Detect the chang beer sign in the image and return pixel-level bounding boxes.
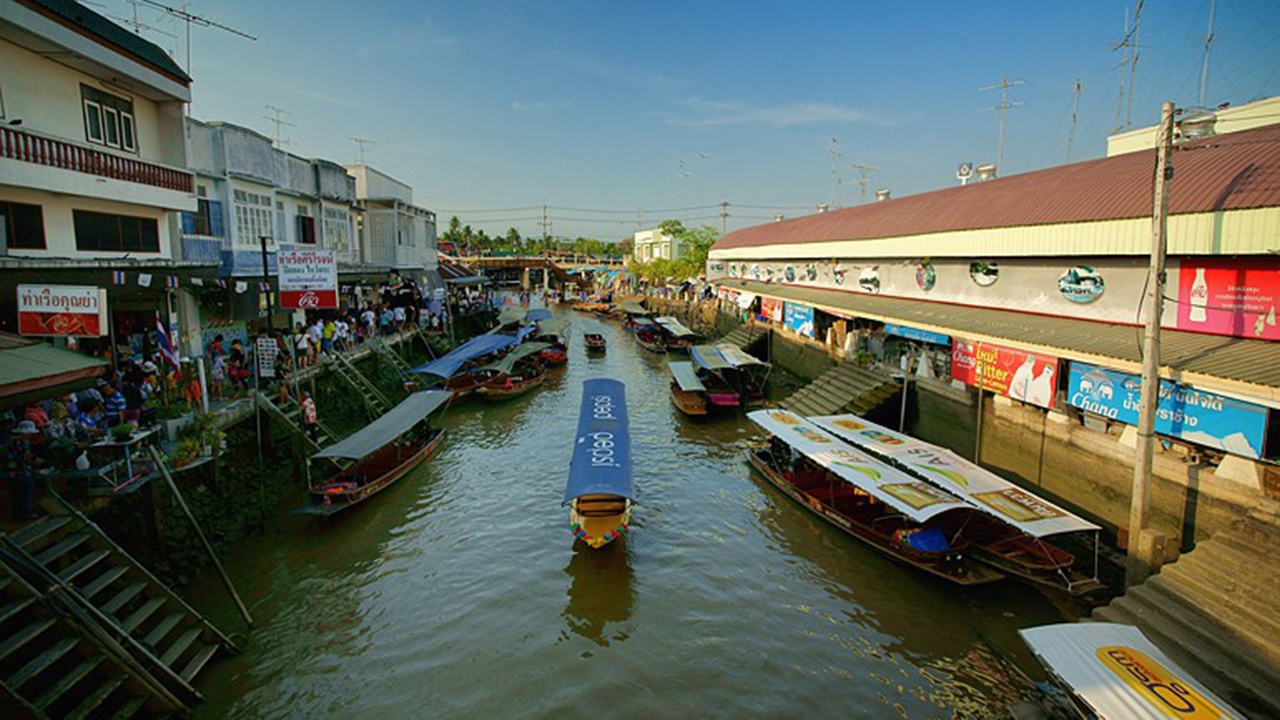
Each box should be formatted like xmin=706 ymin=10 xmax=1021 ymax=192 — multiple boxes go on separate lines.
xmin=1067 ymin=362 xmax=1268 ymax=459
xmin=277 ymin=249 xmax=338 ymax=310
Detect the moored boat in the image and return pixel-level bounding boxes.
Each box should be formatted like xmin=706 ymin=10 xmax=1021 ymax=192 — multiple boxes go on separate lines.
xmin=296 ymin=390 xmax=451 ymax=517
xmin=810 ymin=413 xmax=1103 ymax=595
xmin=690 ymin=344 xmax=768 ymax=407
xmin=583 ymin=333 xmax=607 ymax=352
xmin=668 ymin=361 xmax=708 ymax=416
xmin=406 ymin=334 xmax=518 ymax=399
xmin=473 ymin=342 xmax=550 ymax=402
xmin=633 ymin=320 xmax=667 ymax=353
xmin=747 ymin=409 xmax=1004 ymax=586
xmin=564 ymin=378 xmax=635 ymax=549
xmin=653 ymin=316 xmax=699 ymax=354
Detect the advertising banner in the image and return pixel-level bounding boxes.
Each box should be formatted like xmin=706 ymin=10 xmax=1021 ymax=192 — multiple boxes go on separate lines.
xmin=1174 ymin=258 xmax=1280 ymax=340
xmin=783 ymin=302 xmax=815 ymax=338
xmin=1067 ymin=362 xmax=1268 ymax=459
xmin=17 ymin=284 xmax=108 ymax=337
xmin=278 ymin=249 xmax=338 ymax=309
xmin=885 ymin=323 xmax=950 ymax=346
xmin=952 ymin=339 xmax=1059 ymax=409
xmin=760 ymin=297 xmax=784 ymax=323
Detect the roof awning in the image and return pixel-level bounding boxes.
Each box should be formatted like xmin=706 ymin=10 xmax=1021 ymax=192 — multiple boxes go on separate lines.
xmin=669 ymin=361 xmax=707 ymax=392
xmin=0 ymin=334 xmax=109 ymax=409
xmin=407 ymin=334 xmax=517 ymax=378
xmin=718 ymin=278 xmax=1280 ymax=405
xmin=620 ymin=301 xmax=649 ymax=315
xmin=313 ymin=390 xmax=451 ymax=460
xmin=691 ymin=345 xmax=734 ymax=372
xmin=655 ymin=316 xmax=696 ymax=337
xmin=479 ymin=342 xmax=550 ymax=375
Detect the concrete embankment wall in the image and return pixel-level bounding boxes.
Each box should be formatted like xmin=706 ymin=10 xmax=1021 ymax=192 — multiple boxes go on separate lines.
xmin=640 ymin=295 xmax=1270 ymax=553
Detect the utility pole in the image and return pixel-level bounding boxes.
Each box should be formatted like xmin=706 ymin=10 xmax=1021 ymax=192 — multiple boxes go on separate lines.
xmin=538 ymin=203 xmax=551 ymax=253
xmin=979 ymin=77 xmax=1025 ymax=176
xmin=1198 ymin=0 xmax=1217 ymax=109
xmin=828 ymin=137 xmax=842 ymax=207
xmin=264 ymin=105 xmax=296 ymax=147
xmin=349 ymin=136 xmax=376 ymax=165
xmin=1127 ymin=101 xmax=1175 ymax=588
xmin=1066 ymin=80 xmax=1083 ymax=163
xmin=720 ymin=200 xmax=729 ymax=234
xmin=849 ymin=163 xmax=879 ymax=204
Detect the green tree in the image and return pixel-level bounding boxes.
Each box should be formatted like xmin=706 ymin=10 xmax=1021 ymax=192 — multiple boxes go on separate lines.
xmin=657 ymin=219 xmax=719 ymax=279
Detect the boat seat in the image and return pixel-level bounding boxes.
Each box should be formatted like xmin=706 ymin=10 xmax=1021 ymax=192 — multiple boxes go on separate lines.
xmin=576 ymin=494 xmax=627 ymax=516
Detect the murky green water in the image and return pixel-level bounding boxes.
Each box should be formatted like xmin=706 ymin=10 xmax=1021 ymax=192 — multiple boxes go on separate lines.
xmin=187 ymin=309 xmax=1075 ymax=719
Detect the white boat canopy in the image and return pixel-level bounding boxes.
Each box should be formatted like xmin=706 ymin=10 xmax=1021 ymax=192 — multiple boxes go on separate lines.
xmin=654 ymin=316 xmax=697 ymax=337
xmin=669 ymin=361 xmax=707 ymax=392
xmin=313 ymin=390 xmax=451 ymax=460
xmin=1020 ymin=623 xmax=1244 ymax=719
xmin=748 ymin=409 xmax=969 ymax=524
xmin=716 ymin=343 xmax=768 ymax=368
xmin=811 ymin=414 xmax=1099 ymax=537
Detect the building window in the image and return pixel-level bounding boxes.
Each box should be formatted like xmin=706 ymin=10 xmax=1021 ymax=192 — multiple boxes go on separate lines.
xmin=234 ymin=189 xmax=274 ymax=244
xmin=182 ymin=199 xmax=225 ymax=237
xmin=296 ymin=215 xmax=316 ymax=244
xmin=1 ymin=201 xmax=46 ymax=250
xmin=323 ymin=207 xmax=350 ymax=251
xmin=73 ymin=209 xmax=159 ymax=252
xmin=81 ymin=85 xmax=136 ymax=153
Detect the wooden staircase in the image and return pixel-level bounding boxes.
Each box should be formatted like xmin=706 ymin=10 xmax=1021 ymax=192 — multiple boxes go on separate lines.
xmin=323 ymin=352 xmax=392 ymax=419
xmin=0 ymin=498 xmax=239 ymax=717
xmin=780 ymin=361 xmax=899 ymax=418
xmin=1092 ymin=510 xmax=1280 ymax=718
xmin=255 ymin=393 xmax=349 ymax=469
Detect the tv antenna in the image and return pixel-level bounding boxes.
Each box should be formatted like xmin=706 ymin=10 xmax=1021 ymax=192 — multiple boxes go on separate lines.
xmin=979 ymin=76 xmax=1025 ymax=175
xmin=849 ymin=163 xmax=879 ymax=204
xmin=134 ymin=1 xmax=255 ymax=76
xmin=350 ymin=136 xmax=377 ymax=164
xmin=828 ymin=137 xmax=842 ymax=207
xmin=1066 ymin=79 xmax=1083 ymax=162
xmin=263 ymin=105 xmax=296 ymax=147
xmin=1111 ymin=0 xmax=1144 ymax=131
xmin=1198 ymin=0 xmax=1217 ymax=109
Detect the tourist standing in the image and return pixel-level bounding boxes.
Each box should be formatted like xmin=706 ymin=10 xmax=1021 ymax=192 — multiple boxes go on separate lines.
xmin=300 ymin=391 xmax=318 ymax=442
xmin=5 ymin=420 xmax=42 ymax=520
xmin=101 ymin=380 xmax=126 ymax=426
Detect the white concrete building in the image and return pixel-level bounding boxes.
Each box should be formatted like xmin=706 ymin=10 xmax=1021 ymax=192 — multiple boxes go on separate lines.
xmin=633 ymin=228 xmax=682 ymax=262
xmin=346 ymin=164 xmax=437 ymax=274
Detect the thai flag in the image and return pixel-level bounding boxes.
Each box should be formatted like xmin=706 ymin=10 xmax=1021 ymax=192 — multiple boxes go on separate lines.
xmin=155 ymin=313 xmax=180 ymax=371
xmin=111 ymin=270 xmax=127 ymax=285
xmin=259 ymin=282 xmax=270 ymax=293
xmin=166 ymin=276 xmax=179 ymax=289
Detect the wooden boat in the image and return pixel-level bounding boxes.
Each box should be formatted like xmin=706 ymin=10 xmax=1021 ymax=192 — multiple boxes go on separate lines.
xmin=690 ymin=344 xmax=768 ymax=407
xmin=534 ymin=318 xmax=569 ymax=366
xmin=810 ymin=413 xmax=1104 ymax=595
xmin=654 ymin=316 xmax=698 ymax=355
xmin=297 ymin=390 xmax=451 ymax=517
xmin=668 ymin=361 xmax=708 ymax=416
xmin=564 ymin=378 xmax=635 ymax=549
xmin=748 ymin=409 xmax=1004 ymax=586
xmin=633 ymin=322 xmax=667 ymax=354
xmin=407 ymin=334 xmax=518 ymax=399
xmin=476 ymin=369 xmax=546 ymax=401
xmin=472 ymin=341 xmax=550 ymax=402
xmin=583 ymin=333 xmax=607 ymax=352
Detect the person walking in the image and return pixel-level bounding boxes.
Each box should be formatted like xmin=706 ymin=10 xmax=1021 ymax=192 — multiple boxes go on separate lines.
xmin=300 ymin=391 xmax=319 ymax=443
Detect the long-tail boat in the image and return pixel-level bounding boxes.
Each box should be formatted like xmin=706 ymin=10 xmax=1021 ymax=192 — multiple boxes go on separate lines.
xmin=406 ymin=334 xmax=517 ymax=399
xmin=668 ymin=361 xmax=708 ymax=416
xmin=296 ymin=390 xmax=451 ymax=517
xmin=810 ymin=413 xmax=1103 ymax=595
xmin=747 ymin=409 xmax=1004 ymax=586
xmin=563 ymin=378 xmax=635 ymax=549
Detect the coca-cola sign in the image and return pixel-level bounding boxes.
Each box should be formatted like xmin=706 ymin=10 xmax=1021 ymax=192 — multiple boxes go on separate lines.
xmin=17 ymin=285 xmax=108 ymax=337
xmin=277 ymin=249 xmax=338 ymax=310
xmin=1174 ymin=258 xmax=1280 ymax=340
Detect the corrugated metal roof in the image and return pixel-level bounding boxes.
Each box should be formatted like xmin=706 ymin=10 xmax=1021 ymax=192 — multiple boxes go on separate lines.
xmin=18 ymin=0 xmax=191 ymax=83
xmin=722 ymin=279 xmax=1280 ymax=400
xmin=0 ymin=333 xmax=108 ymax=395
xmin=715 ymin=123 xmax=1280 ymax=251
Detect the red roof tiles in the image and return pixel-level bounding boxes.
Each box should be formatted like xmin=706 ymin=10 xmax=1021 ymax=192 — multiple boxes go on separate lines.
xmin=714 ymin=123 xmax=1280 ymax=251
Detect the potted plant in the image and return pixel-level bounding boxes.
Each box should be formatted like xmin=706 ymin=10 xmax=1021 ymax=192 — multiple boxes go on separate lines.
xmin=179 ymin=411 xmax=226 ymax=458
xmin=110 ymin=422 xmax=137 ymax=442
xmin=171 ymin=438 xmax=202 ymax=467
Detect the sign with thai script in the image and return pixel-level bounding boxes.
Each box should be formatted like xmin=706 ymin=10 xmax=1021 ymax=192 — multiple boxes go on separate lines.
xmin=17 ymin=284 xmax=107 ymax=337
xmin=783 ymin=302 xmax=814 ymax=338
xmin=277 ymin=249 xmax=337 ymax=309
xmin=255 ymin=336 xmax=278 ymax=378
xmin=1067 ymin=362 xmax=1268 ymax=459
xmin=1174 ymin=258 xmax=1280 ymax=340
xmin=760 ymin=297 xmax=784 ymax=323
xmin=885 ymin=323 xmax=950 ymax=346
xmin=951 ymin=339 xmax=1059 ymax=409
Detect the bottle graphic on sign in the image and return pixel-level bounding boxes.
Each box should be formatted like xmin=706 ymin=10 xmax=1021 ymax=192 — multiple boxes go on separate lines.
xmin=1188 ymin=267 xmax=1209 ymax=323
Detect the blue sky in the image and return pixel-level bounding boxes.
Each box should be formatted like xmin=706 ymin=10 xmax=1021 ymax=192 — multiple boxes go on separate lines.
xmin=118 ymin=0 xmax=1280 ymax=242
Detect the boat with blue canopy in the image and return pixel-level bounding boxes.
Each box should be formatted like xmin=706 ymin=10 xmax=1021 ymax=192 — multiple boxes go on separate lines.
xmin=296 ymin=390 xmax=452 ymax=517
xmin=473 ymin=342 xmax=550 ymax=402
xmin=563 ymin=378 xmax=635 ymax=549
xmin=406 ymin=334 xmax=518 ymax=398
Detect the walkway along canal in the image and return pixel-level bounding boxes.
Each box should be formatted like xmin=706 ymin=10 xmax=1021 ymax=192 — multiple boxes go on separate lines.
xmin=184 ymin=306 xmax=1079 ymax=719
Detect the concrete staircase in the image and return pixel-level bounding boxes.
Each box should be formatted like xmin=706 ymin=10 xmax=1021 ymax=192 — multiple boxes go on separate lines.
xmin=780 ymin=361 xmax=899 ymax=418
xmin=718 ymin=324 xmax=768 ymax=353
xmin=1092 ymin=509 xmax=1280 ymax=718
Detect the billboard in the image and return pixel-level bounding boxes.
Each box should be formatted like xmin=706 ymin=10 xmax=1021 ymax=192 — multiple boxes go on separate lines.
xmin=1067 ymin=362 xmax=1268 ymax=459
xmin=952 ymin=339 xmax=1059 ymax=409
xmin=784 ymin=302 xmax=814 ymax=338
xmin=760 ymin=297 xmax=784 ymax=323
xmin=17 ymin=284 xmax=108 ymax=337
xmin=1173 ymin=258 xmax=1280 ymax=340
xmin=278 ymin=249 xmax=338 ymax=309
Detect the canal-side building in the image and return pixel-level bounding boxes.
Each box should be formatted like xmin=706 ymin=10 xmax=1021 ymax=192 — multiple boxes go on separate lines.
xmin=633 ymin=228 xmax=682 ymax=262
xmin=346 ymin=164 xmax=439 ymax=278
xmin=708 ymin=113 xmax=1280 ymax=515
xmin=0 ymin=0 xmax=201 ymax=361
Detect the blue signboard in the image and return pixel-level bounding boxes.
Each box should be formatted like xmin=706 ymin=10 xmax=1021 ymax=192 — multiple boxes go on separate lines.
xmin=783 ymin=302 xmax=815 ymax=338
xmin=1067 ymin=362 xmax=1269 ymax=459
xmin=884 ymin=323 xmax=951 ymax=346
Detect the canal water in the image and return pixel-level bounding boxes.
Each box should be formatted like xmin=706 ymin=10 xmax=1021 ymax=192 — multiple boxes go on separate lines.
xmin=188 ymin=309 xmax=1077 ymax=719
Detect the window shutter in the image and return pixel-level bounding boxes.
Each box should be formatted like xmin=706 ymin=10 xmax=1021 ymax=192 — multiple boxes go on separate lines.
xmin=208 ymin=201 xmax=225 ymax=237
xmin=181 ymin=211 xmax=195 ymax=234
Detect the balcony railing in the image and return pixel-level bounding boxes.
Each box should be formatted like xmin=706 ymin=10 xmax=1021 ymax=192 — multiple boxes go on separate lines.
xmin=179 ymin=235 xmax=224 ymax=264
xmin=0 ymin=125 xmax=194 ymax=193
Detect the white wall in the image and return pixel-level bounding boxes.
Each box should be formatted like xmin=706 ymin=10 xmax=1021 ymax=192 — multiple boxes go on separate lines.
xmin=1 ymin=185 xmax=174 ymax=260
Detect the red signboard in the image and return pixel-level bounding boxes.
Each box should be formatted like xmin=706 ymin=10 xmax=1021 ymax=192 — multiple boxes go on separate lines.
xmin=279 ymin=289 xmax=339 ymax=310
xmin=278 ymin=249 xmax=338 ymax=310
xmin=952 ymin=339 xmax=1059 ymax=409
xmin=17 ymin=284 xmax=107 ymax=337
xmin=1174 ymin=258 xmax=1280 ymax=340
xmin=760 ymin=297 xmax=784 ymax=322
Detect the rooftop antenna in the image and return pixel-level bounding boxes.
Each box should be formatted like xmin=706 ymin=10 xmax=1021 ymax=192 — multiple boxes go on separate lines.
xmin=1066 ymin=79 xmax=1083 ymax=162
xmin=263 ymin=105 xmax=295 ymax=148
xmin=1198 ymin=0 xmax=1217 ymax=109
xmin=349 ymin=136 xmax=376 ymax=165
xmin=828 ymin=137 xmax=842 ymax=207
xmin=979 ymin=76 xmax=1025 ymax=176
xmin=849 ymin=163 xmax=879 ymax=204
xmin=111 ymin=1 xmax=176 ymax=40
xmin=134 ymin=0 xmax=256 ymax=75
xmin=1111 ymin=1 xmax=1144 ymax=131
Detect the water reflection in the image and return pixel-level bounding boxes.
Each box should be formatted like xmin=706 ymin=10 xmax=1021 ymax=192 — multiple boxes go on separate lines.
xmin=561 ymin=543 xmax=635 ymax=647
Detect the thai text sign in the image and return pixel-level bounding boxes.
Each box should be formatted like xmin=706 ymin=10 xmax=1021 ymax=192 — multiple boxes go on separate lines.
xmin=277 ymin=249 xmax=337 ymax=309
xmin=885 ymin=323 xmax=950 ymax=346
xmin=783 ymin=302 xmax=814 ymax=338
xmin=952 ymin=339 xmax=1058 ymax=409
xmin=760 ymin=297 xmax=784 ymax=323
xmin=1174 ymin=258 xmax=1280 ymax=340
xmin=17 ymin=284 xmax=107 ymax=337
xmin=1067 ymin=362 xmax=1267 ymax=459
